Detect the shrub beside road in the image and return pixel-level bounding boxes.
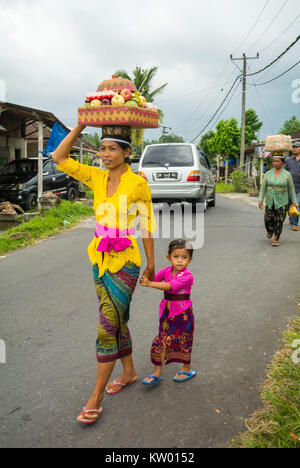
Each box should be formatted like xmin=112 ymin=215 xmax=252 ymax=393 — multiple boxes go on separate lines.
xmin=232 ymin=311 xmax=300 ymax=448
xmin=0 ymin=200 xmax=94 ymax=255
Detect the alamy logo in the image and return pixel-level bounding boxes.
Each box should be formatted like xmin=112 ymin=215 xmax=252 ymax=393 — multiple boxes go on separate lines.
xmin=292 ymin=79 xmax=300 ymax=104
xmin=0 ymin=340 xmax=6 ymax=364
xmin=95 ymin=198 xmax=205 ymax=250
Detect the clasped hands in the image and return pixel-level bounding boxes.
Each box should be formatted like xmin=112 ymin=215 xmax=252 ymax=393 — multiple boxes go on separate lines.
xmin=140 ymin=266 xmax=155 ymax=287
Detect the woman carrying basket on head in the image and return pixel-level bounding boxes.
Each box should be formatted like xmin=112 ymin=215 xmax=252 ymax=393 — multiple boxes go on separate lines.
xmin=258 ymin=154 xmax=298 ymax=247
xmin=53 ymin=122 xmax=156 ymax=424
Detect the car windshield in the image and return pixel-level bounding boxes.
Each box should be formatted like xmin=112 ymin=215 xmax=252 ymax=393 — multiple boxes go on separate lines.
xmin=0 ymin=159 xmax=38 ymax=176
xmin=142 ymin=146 xmax=194 ymax=168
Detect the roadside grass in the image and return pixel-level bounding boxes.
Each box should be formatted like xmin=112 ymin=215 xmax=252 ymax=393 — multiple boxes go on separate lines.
xmin=232 ymin=309 xmax=300 ymax=448
xmin=216 ymin=183 xmax=236 ymax=193
xmin=0 ymin=200 xmax=94 ymax=255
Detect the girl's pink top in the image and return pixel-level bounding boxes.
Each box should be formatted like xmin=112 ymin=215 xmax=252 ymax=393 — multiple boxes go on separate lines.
xmin=154 ymin=266 xmax=194 ymax=318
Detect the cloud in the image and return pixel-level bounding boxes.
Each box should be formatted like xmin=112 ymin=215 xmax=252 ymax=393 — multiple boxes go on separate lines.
xmin=1 ymin=0 xmax=299 ymax=140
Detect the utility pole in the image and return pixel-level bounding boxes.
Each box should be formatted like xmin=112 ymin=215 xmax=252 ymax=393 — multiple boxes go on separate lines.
xmin=37 ymin=120 xmax=44 ymax=211
xmin=230 ymin=53 xmax=259 ymax=170
xmin=160 ymin=126 xmax=172 ymax=143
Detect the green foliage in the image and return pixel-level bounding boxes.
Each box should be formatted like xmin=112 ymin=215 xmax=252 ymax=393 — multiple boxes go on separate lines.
xmin=245 ymin=109 xmax=263 ymax=146
xmin=116 ymin=66 xmax=168 ymax=148
xmin=213 ymin=118 xmax=241 ymax=159
xmin=82 ymin=133 xmax=101 ymax=149
xmin=115 ymin=66 xmax=168 ymax=103
xmin=144 ymin=133 xmax=185 ymax=146
xmin=198 ymin=131 xmax=216 ymax=164
xmin=279 ymin=116 xmax=300 ymax=136
xmin=231 ymin=171 xmax=248 ymax=193
xmin=232 ymin=317 xmax=300 ymax=448
xmin=0 ymin=200 xmax=94 ymax=255
xmin=215 ymin=183 xmax=235 ymax=193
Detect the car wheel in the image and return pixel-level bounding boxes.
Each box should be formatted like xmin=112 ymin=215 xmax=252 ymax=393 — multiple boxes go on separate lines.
xmin=200 ymin=190 xmax=208 ymax=212
xmin=67 ymin=187 xmax=77 ymax=202
xmin=25 ymin=193 xmax=38 ymax=211
xmin=192 ymin=191 xmax=207 ymax=213
xmin=209 ymin=191 xmax=216 ymax=207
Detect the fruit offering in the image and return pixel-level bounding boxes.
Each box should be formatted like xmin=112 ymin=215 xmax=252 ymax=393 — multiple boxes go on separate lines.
xmin=78 ymin=74 xmax=159 ymax=129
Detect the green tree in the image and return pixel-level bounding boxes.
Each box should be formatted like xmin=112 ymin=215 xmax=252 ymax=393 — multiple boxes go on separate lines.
xmin=198 ymin=131 xmax=216 ymax=164
xmin=115 ymin=66 xmax=168 ymax=104
xmin=82 ymin=133 xmax=100 ymax=149
xmin=212 ymin=119 xmax=241 ymax=183
xmin=159 ymin=133 xmax=184 ymax=143
xmin=279 ymin=116 xmax=300 ymax=135
xmin=245 ymin=109 xmax=263 ymax=146
xmin=115 ymin=66 xmax=167 ymax=146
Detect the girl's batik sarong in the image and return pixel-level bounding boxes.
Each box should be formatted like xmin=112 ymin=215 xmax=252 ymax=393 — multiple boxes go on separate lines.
xmin=93 ymin=263 xmax=140 ymax=363
xmin=151 ymin=306 xmax=195 ymax=366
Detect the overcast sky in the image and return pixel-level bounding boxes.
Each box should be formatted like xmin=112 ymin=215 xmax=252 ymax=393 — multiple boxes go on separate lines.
xmin=1 ymin=0 xmax=299 ymax=143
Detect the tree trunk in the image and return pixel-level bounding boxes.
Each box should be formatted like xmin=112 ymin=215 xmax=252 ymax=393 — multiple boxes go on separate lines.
xmin=225 ymin=159 xmax=229 ymax=184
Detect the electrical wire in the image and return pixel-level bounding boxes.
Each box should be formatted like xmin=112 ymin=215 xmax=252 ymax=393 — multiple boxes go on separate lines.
xmin=246 ymin=0 xmax=289 ymax=52
xmin=247 ymin=64 xmax=274 ymax=134
xmin=231 ymin=0 xmax=270 ymax=55
xmin=206 ymin=82 xmax=242 ymax=134
xmin=190 ymin=74 xmax=242 ymax=143
xmin=260 ymin=14 xmax=300 ymax=53
xmin=248 ymin=59 xmax=300 ymax=86
xmin=246 ymin=35 xmax=300 ymax=76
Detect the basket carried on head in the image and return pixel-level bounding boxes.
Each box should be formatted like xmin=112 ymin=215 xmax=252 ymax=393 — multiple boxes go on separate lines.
xmin=78 ymin=74 xmax=159 ymax=129
xmin=265 ymin=134 xmax=293 ymax=153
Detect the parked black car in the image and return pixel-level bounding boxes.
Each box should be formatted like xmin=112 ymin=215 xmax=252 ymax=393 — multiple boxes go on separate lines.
xmin=0 ymin=158 xmax=80 ymax=211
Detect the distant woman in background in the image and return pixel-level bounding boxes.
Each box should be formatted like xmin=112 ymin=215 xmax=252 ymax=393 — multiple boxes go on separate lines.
xmin=258 ymin=155 xmax=298 ymax=247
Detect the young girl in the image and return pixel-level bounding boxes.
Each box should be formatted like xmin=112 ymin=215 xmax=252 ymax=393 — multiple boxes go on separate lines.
xmin=140 ymin=239 xmax=196 ymax=384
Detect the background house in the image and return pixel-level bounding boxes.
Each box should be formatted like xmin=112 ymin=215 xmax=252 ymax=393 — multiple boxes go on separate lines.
xmin=0 ymin=102 xmax=99 ymax=169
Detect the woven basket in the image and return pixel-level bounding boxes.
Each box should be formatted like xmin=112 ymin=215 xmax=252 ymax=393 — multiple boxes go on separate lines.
xmin=97 ymin=74 xmax=137 ymax=93
xmin=265 ymin=134 xmax=293 ymax=152
xmin=78 ymin=105 xmax=159 ymax=129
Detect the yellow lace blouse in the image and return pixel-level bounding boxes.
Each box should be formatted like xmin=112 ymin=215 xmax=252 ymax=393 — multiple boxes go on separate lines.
xmin=56 ymin=158 xmax=156 ymax=277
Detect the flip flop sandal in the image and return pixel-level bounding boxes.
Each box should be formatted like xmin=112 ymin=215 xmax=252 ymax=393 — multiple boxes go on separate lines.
xmin=142 ymin=375 xmax=163 ymax=386
xmin=272 ymin=241 xmax=280 ymax=247
xmin=77 ymin=407 xmax=103 ymax=424
xmin=105 ymin=379 xmax=137 ymax=395
xmin=173 ymin=371 xmax=197 ymax=383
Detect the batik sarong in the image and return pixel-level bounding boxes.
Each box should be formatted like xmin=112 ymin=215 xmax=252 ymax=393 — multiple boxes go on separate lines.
xmin=264 ymin=204 xmax=288 ymax=239
xmin=151 ymin=306 xmax=195 ymax=366
xmin=93 ymin=262 xmax=140 ymax=363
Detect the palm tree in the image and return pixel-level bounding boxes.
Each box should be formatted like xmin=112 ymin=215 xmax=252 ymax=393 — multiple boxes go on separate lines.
xmin=115 ymin=66 xmax=167 ymax=105
xmin=115 ymin=67 xmax=167 ymax=153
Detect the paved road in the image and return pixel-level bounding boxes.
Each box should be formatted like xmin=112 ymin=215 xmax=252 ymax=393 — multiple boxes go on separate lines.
xmin=0 ymin=196 xmax=299 ymax=448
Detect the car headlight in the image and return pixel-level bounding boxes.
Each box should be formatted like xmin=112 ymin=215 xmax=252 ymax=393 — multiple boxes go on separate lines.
xmin=12 ymin=183 xmax=26 ymax=191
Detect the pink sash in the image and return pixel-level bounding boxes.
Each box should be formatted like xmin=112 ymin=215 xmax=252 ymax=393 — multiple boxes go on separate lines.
xmin=95 ymin=224 xmax=135 ymax=253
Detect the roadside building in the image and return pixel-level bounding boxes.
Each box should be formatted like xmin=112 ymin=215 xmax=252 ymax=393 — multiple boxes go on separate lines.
xmin=292 ymin=130 xmax=300 ymax=142
xmin=0 ymin=102 xmax=99 ymax=170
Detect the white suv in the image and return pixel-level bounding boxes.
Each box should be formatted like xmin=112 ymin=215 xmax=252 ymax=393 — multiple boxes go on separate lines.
xmin=138 ymin=143 xmax=216 ymax=209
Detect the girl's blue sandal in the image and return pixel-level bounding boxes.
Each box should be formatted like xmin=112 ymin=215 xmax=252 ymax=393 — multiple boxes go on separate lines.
xmin=173 ymin=371 xmax=197 ymax=382
xmin=142 ymin=375 xmax=163 ymax=386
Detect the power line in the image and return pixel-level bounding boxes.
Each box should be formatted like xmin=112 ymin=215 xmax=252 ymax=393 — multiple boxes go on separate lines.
xmin=248 ymin=59 xmax=300 ymax=86
xmin=172 ymin=60 xmax=233 ymax=133
xmin=190 ymin=74 xmax=242 ymax=143
xmin=246 ymin=34 xmax=300 ymax=76
xmin=207 ymin=81 xmax=242 ymax=134
xmin=260 ymin=14 xmax=300 ymax=53
xmin=246 ymin=0 xmax=289 ymax=52
xmin=231 ymin=0 xmax=270 ymax=55
xmin=247 ymin=64 xmax=275 ymax=134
